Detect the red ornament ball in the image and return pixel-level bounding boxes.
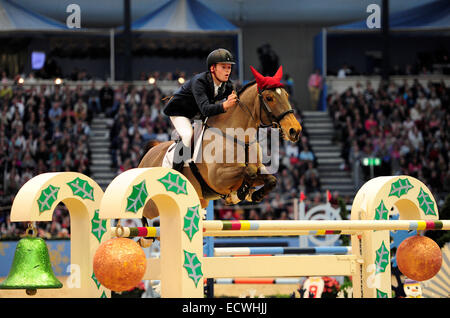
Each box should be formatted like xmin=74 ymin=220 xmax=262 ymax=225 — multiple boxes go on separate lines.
xmin=93 ymin=238 xmax=147 ymax=292
xmin=396 ymin=235 xmax=442 ymax=281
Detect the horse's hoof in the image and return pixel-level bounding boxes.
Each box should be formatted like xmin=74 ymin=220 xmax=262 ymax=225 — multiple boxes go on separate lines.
xmin=224 ymin=199 xmax=234 ymax=206
xmin=251 ymin=191 xmax=264 ymax=202
xmin=237 ymin=189 xmax=248 ymax=201
xmin=237 ymin=182 xmax=250 ymax=201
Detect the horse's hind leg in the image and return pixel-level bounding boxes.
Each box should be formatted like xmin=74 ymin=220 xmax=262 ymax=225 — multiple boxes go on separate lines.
xmin=250 ymin=167 xmax=277 ymax=202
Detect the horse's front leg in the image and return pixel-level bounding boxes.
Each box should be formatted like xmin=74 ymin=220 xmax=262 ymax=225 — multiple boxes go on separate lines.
xmin=213 ymin=164 xmax=257 ymax=204
xmin=236 ymin=164 xmax=258 ymax=200
xmin=249 ymin=165 xmax=277 ymax=203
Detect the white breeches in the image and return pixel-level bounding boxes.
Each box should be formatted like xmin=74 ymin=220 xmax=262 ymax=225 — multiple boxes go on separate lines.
xmin=170 ymin=116 xmax=193 ymax=147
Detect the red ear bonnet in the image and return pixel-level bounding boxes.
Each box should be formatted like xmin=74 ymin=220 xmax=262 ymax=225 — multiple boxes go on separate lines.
xmin=250 ymin=66 xmax=285 ymax=91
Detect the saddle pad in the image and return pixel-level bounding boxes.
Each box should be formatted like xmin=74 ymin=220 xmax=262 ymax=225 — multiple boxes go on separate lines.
xmin=162 ymin=120 xmax=206 ymax=168
xmin=162 ymin=142 xmax=177 ymax=168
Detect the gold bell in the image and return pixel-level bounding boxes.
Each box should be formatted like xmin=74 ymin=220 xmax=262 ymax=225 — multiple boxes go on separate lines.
xmin=0 ymin=225 xmax=63 ymax=296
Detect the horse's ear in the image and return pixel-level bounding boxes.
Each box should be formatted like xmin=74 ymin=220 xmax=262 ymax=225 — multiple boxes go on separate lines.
xmin=273 ymin=66 xmax=283 ymax=82
xmin=250 ymin=66 xmax=264 ymax=82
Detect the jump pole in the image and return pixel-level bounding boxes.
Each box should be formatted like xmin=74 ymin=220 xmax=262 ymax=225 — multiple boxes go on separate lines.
xmin=203 ymin=220 xmax=449 ymax=232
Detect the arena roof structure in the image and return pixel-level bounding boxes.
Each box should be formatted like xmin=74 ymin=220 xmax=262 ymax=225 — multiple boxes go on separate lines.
xmin=0 ymin=0 xmax=66 ymax=32
xmin=124 ymin=0 xmax=243 ymax=81
xmin=131 ymin=0 xmax=239 ymax=33
xmin=329 ymin=0 xmax=450 ymax=33
xmin=312 ymin=0 xmax=450 ymax=111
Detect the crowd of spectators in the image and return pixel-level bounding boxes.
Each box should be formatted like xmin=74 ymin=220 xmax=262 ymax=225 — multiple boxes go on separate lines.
xmin=328 ymin=78 xmax=450 ymax=203
xmin=0 ymin=72 xmax=95 ymax=239
xmin=108 ymin=82 xmax=171 ymax=172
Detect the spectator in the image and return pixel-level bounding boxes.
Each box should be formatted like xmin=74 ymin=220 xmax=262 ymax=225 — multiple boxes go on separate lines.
xmin=86 ymin=81 xmax=101 ymax=114
xmin=308 ymin=69 xmax=323 ymax=110
xmin=99 ymin=81 xmax=114 ymax=114
xmin=299 ymin=145 xmax=315 ymax=163
xmin=48 ymin=101 xmax=63 ymax=131
xmin=337 ymin=64 xmax=351 ymax=78
xmin=408 ymin=125 xmax=423 ymax=151
xmin=74 ymin=98 xmax=88 ymax=121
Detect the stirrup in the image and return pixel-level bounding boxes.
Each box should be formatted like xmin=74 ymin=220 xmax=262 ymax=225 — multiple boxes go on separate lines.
xmin=172 ymin=141 xmax=187 ymax=172
xmin=172 ymin=160 xmax=185 ymax=172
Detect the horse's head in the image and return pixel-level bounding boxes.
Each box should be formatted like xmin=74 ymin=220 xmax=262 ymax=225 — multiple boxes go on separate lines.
xmin=250 ymin=66 xmax=302 ymax=142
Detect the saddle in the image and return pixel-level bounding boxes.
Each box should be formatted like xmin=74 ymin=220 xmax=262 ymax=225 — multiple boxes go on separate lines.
xmin=162 ymin=120 xmax=204 ymax=169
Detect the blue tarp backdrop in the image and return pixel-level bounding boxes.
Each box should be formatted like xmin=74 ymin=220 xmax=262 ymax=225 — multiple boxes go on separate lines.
xmin=0 ymin=240 xmax=71 ymax=277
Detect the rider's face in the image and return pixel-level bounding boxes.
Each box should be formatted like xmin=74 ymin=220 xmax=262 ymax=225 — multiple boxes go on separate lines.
xmin=211 ymin=63 xmax=232 ymax=83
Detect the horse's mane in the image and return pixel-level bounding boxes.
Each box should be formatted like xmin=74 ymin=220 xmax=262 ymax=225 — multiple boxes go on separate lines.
xmin=237 ymin=80 xmax=256 ymax=97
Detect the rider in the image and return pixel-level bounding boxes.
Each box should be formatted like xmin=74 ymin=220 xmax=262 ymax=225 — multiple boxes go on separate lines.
xmin=163 ymin=48 xmax=238 ymax=172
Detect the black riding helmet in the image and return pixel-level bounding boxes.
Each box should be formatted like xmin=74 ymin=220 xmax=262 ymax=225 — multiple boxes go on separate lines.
xmin=207 ymin=48 xmax=235 ymax=70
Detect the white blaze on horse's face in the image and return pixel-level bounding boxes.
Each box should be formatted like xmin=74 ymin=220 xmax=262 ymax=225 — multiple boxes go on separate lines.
xmin=275 ymin=88 xmax=282 ymax=95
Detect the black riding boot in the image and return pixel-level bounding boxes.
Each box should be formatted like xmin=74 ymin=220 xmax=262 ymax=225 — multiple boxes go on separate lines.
xmin=172 ymin=142 xmax=187 ymax=172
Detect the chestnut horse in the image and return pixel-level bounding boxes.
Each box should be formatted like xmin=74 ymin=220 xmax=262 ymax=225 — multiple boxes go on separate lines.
xmin=138 ymin=68 xmax=302 ymax=219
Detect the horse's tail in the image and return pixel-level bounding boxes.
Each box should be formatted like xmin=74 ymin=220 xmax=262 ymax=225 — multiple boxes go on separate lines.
xmin=140 ymin=139 xmax=161 ymax=163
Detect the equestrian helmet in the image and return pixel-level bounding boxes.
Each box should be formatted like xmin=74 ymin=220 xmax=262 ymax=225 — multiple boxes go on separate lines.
xmin=207 ymin=48 xmax=235 ymax=69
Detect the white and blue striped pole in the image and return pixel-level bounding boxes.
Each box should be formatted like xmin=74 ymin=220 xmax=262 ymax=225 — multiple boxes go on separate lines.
xmin=204 ymin=201 xmax=215 ymax=297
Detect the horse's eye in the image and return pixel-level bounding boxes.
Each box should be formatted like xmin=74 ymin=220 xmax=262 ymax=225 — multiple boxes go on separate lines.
xmin=266 ymin=96 xmax=273 ymax=102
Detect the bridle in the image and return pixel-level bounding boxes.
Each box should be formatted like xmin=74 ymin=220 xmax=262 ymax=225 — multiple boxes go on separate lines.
xmin=256 ymin=87 xmax=294 ymax=128
xmin=236 ymin=85 xmax=294 ymax=129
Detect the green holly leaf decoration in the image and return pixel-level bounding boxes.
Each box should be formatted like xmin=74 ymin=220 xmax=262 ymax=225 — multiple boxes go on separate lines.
xmin=374 ymin=200 xmax=389 ymax=220
xmin=376 ymin=289 xmax=389 ymax=298
xmin=388 ymin=178 xmax=414 ymax=198
xmin=375 ymin=241 xmax=390 ymax=274
xmin=183 ymin=205 xmax=200 ymax=241
xmin=126 ymin=180 xmax=149 ymax=213
xmin=183 ymin=250 xmax=203 ymax=287
xmin=91 ymin=209 xmax=107 ymax=243
xmin=67 ymin=177 xmax=95 ymax=201
xmin=417 ymin=187 xmax=436 ymax=216
xmin=37 ymin=184 xmax=60 ymax=213
xmin=91 ymin=271 xmax=101 ymax=289
xmin=158 ymin=172 xmax=188 ymax=195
